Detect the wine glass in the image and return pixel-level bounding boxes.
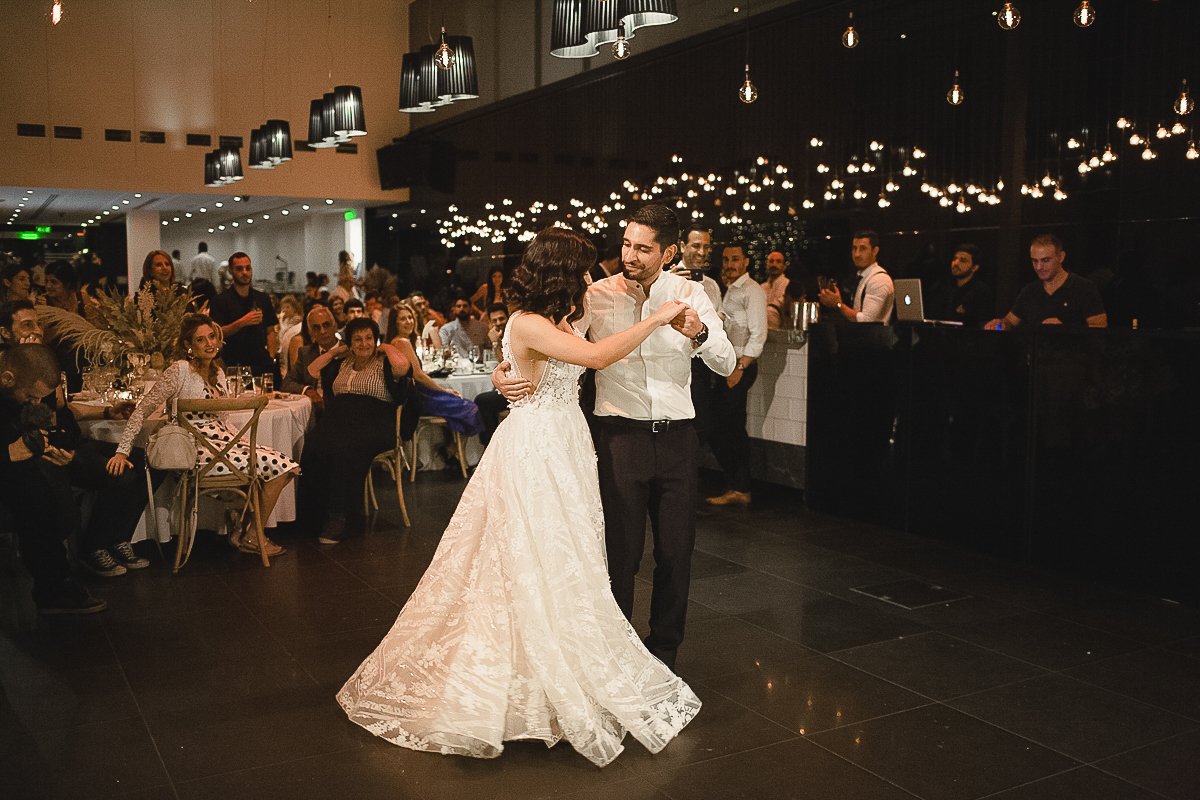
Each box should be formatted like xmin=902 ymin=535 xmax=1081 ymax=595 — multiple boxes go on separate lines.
xmin=469 ymin=345 xmax=482 ymax=371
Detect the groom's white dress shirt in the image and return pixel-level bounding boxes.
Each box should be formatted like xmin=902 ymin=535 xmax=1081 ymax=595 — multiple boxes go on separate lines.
xmin=578 ymin=270 xmax=736 ymax=421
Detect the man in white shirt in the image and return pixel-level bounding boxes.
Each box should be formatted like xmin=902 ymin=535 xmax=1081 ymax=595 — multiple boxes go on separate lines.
xmin=818 ymin=230 xmax=895 ymax=323
xmin=707 ymin=241 xmax=768 ymax=507
xmin=494 ymin=205 xmax=735 ymax=669
xmin=760 ymin=250 xmax=790 ymax=329
xmin=668 ymin=224 xmax=724 ymax=448
xmin=187 ymin=242 xmax=217 ymax=287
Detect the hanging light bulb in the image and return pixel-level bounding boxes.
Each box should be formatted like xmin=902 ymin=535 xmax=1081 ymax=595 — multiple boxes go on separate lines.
xmin=817 ymin=163 xmax=830 ymax=173
xmin=1054 ymin=187 xmax=1069 ymax=201
xmin=869 ymin=140 xmax=882 ymax=151
xmin=823 ymin=189 xmax=836 ymax=201
xmin=885 ymin=179 xmax=899 ymax=192
xmin=612 ymin=22 xmax=631 ymax=59
xmin=831 ymin=177 xmax=844 ymax=189
xmin=1073 ymin=1 xmax=1095 ymax=28
xmin=1101 ymin=143 xmax=1116 ymax=162
xmin=810 ymin=137 xmax=823 ymax=147
xmin=1187 ymin=141 xmax=1199 ymax=160
xmin=435 ymin=27 xmax=455 ymax=70
xmin=51 ymin=0 xmax=63 ymax=24
xmin=956 ymin=195 xmax=969 ymax=213
xmin=738 ymin=64 xmax=758 ymax=104
xmin=853 ymin=185 xmax=867 ymax=200
xmin=1116 ymin=116 xmax=1130 ymax=129
xmin=1020 ymin=183 xmax=1030 ymax=195
xmin=842 ymin=11 xmax=859 ymax=48
xmin=996 ymin=178 xmax=1005 ymax=190
xmin=1041 ymin=171 xmax=1053 ymax=187
xmin=913 ymin=147 xmax=926 ymax=159
xmin=803 ymin=198 xmax=816 ymax=209
xmin=1172 ymin=120 xmax=1187 ymax=136
xmin=846 ymin=162 xmax=860 ymax=174
xmin=1155 ymin=122 xmax=1171 ymax=139
xmin=1089 ymin=151 xmax=1101 ymax=168
xmin=1141 ymin=143 xmax=1157 ymax=160
xmin=1067 ymin=137 xmax=1081 ymax=149
xmin=1129 ymin=131 xmax=1143 ymax=146
xmin=1077 ymin=160 xmax=1091 ymax=174
xmin=1030 ymin=185 xmax=1044 ymax=198
xmin=939 ymin=195 xmax=952 ymax=208
xmin=1175 ymin=80 xmax=1195 ymax=116
xmin=877 ymin=193 xmax=891 ymax=208
xmin=997 ymin=2 xmax=1021 ymax=30
xmin=946 ymin=70 xmax=964 ymax=106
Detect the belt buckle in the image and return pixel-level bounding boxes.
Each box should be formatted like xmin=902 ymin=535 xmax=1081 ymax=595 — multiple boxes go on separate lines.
xmin=650 ymin=419 xmax=668 ymax=434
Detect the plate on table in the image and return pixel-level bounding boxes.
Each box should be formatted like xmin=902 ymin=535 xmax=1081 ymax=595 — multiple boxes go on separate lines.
xmin=271 ymin=392 xmax=302 ymax=401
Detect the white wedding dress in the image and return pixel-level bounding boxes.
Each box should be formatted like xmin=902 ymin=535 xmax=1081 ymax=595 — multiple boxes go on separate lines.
xmin=337 ymin=314 xmax=701 ymax=766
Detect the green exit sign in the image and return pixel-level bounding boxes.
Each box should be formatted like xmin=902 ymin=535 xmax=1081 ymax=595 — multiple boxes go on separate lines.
xmin=35 ymin=226 xmax=51 ymax=234
xmin=343 ymin=209 xmax=357 ymax=221
xmin=17 ymin=232 xmax=40 ymax=240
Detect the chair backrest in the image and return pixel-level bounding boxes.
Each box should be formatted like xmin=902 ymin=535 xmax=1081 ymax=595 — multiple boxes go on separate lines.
xmin=175 ymin=396 xmax=268 ymax=485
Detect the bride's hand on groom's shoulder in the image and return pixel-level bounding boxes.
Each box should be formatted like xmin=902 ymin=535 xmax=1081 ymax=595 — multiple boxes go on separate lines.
xmin=491 ymin=360 xmax=532 ymax=401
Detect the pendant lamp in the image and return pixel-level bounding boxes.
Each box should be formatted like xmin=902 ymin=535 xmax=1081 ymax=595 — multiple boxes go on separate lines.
xmin=266 ymin=119 xmax=294 ymax=161
xmin=204 ymin=151 xmax=223 ymax=186
xmin=308 ymin=98 xmax=337 ymax=147
xmin=332 ymin=87 xmax=366 ymax=137
xmin=550 ymin=0 xmax=677 ymax=59
xmin=249 ymin=125 xmax=273 ymax=169
xmin=399 ymin=51 xmax=435 ymax=113
xmin=436 ymin=36 xmax=479 ymax=102
xmin=219 ymin=146 xmax=244 ymax=182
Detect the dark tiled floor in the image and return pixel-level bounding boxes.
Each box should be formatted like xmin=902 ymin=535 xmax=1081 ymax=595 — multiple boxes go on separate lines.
xmin=3 ymin=472 xmax=1200 ymax=799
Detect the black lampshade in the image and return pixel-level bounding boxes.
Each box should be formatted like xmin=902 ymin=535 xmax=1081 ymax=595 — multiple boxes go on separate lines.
xmin=399 ymin=51 xmax=435 ymax=113
xmin=204 ymin=151 xmax=222 ymax=186
xmin=322 ymin=91 xmax=347 ymax=142
xmin=331 ymin=86 xmax=366 ymax=137
xmin=267 ymin=119 xmax=293 ymax=162
xmin=248 ymin=125 xmax=271 ymax=169
xmin=550 ymin=0 xmax=677 ymax=58
xmin=219 ymin=146 xmax=243 ymax=182
xmin=417 ymin=45 xmax=455 ymax=108
xmin=437 ymin=36 xmax=479 ymax=102
xmin=307 ymin=97 xmax=336 ymax=146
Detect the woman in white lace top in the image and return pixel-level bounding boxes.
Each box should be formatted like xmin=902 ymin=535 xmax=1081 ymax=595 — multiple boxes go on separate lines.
xmin=105 ymin=314 xmax=299 ymax=556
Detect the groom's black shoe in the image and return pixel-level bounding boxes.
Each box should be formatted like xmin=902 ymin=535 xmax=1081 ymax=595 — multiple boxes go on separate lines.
xmin=644 ymin=637 xmax=677 ymax=671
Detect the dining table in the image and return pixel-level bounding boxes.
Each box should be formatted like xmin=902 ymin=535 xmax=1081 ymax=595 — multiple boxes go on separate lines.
xmin=79 ymin=393 xmax=313 ymax=542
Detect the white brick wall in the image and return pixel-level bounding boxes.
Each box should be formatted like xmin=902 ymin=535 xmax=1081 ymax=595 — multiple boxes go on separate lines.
xmin=746 ymin=335 xmax=807 ymax=447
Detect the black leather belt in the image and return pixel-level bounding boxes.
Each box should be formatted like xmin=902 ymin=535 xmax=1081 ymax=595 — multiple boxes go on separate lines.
xmin=598 ymin=416 xmax=693 ymax=434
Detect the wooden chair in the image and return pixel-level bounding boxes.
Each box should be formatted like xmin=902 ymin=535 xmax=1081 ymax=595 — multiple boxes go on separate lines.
xmin=363 ymin=405 xmax=412 ymax=527
xmin=173 ymin=396 xmax=270 ymax=572
xmin=409 ymin=415 xmax=469 ymax=481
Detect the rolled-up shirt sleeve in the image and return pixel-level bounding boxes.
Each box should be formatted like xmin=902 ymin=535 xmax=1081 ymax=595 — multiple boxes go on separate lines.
xmin=686 ymin=282 xmax=736 ymax=376
xmin=743 ymin=282 xmax=768 ymax=360
xmin=856 ymin=274 xmax=894 ymax=323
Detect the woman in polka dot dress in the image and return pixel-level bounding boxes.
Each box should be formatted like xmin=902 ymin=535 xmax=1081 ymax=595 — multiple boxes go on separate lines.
xmin=106 ymin=313 xmax=299 ymax=556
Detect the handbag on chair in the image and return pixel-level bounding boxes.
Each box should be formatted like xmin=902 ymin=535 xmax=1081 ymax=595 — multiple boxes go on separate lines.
xmin=146 ymin=398 xmax=197 ymax=471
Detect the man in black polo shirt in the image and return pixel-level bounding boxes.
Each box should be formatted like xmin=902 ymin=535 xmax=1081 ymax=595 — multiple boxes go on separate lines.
xmin=941 ymin=244 xmax=994 ymax=328
xmin=210 ymin=252 xmax=279 ymax=375
xmin=986 ymin=234 xmax=1107 ymax=329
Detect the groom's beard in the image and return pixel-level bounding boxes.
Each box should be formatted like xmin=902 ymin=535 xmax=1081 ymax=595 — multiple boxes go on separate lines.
xmin=457 ymin=312 xmax=471 ymax=322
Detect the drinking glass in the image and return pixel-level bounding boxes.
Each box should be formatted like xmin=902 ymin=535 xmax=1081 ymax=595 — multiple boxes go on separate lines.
xmin=469 ymin=346 xmax=482 ymax=371
xmin=260 ymin=374 xmax=274 ymax=396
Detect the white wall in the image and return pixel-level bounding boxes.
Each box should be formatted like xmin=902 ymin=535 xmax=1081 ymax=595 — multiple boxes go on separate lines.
xmin=162 ymin=211 xmax=352 ymax=291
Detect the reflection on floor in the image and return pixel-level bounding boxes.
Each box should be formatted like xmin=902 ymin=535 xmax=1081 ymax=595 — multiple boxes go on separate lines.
xmin=2 ymin=472 xmax=1199 ymax=800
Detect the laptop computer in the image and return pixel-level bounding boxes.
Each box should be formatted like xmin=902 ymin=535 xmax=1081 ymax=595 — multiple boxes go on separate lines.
xmin=893 ymin=278 xmax=963 ymax=326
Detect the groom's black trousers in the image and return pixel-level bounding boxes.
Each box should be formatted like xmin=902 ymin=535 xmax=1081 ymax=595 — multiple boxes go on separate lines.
xmin=593 ymin=416 xmax=698 ymax=668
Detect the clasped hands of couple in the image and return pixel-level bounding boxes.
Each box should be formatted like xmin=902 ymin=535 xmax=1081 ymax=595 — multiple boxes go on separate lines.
xmin=494 ymin=299 xmax=701 ymax=399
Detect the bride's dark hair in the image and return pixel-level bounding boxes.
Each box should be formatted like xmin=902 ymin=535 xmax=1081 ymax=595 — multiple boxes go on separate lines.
xmin=505 ymin=227 xmax=595 ymax=325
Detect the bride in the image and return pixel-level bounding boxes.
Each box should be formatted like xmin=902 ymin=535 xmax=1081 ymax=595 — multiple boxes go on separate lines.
xmin=337 ymin=227 xmax=701 ymax=767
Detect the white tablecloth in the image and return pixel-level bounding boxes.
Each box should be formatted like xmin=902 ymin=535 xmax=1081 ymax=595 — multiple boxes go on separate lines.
xmin=413 ymin=371 xmax=492 ymax=472
xmin=80 ymin=395 xmax=313 ymax=541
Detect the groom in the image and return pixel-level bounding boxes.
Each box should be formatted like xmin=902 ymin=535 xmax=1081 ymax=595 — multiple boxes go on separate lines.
xmin=497 ymin=204 xmax=735 ymax=669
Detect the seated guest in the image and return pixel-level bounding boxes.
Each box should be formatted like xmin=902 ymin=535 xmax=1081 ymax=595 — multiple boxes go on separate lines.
xmin=282 ymin=304 xmax=339 ymax=409
xmin=407 ymin=291 xmax=442 ymax=349
xmin=387 ymin=302 xmax=420 ymax=352
xmin=108 ymin=314 xmax=299 ymax=557
xmin=330 ymin=294 xmax=347 ymax=328
xmin=1 ymin=262 xmax=34 ymax=304
xmin=0 ymin=300 xmax=46 ymax=346
xmin=301 ymin=318 xmax=412 ymax=544
xmin=0 ymin=345 xmax=106 ymax=613
xmin=277 ymin=294 xmax=304 ymax=376
xmin=986 ymin=234 xmax=1107 ymax=329
xmin=475 ymin=303 xmax=511 ymax=446
xmin=385 ymin=305 xmax=485 ymax=441
xmin=43 ymin=262 xmax=84 ymax=315
xmin=941 ymin=244 xmax=994 ymax=328
xmin=438 ymin=295 xmax=488 ymax=354
xmin=137 ymin=249 xmax=180 ymax=294
xmin=343 ymin=298 xmax=366 ymax=322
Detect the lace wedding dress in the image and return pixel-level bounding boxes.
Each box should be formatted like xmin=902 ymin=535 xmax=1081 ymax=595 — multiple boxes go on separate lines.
xmin=337 ymin=314 xmax=701 ymax=767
